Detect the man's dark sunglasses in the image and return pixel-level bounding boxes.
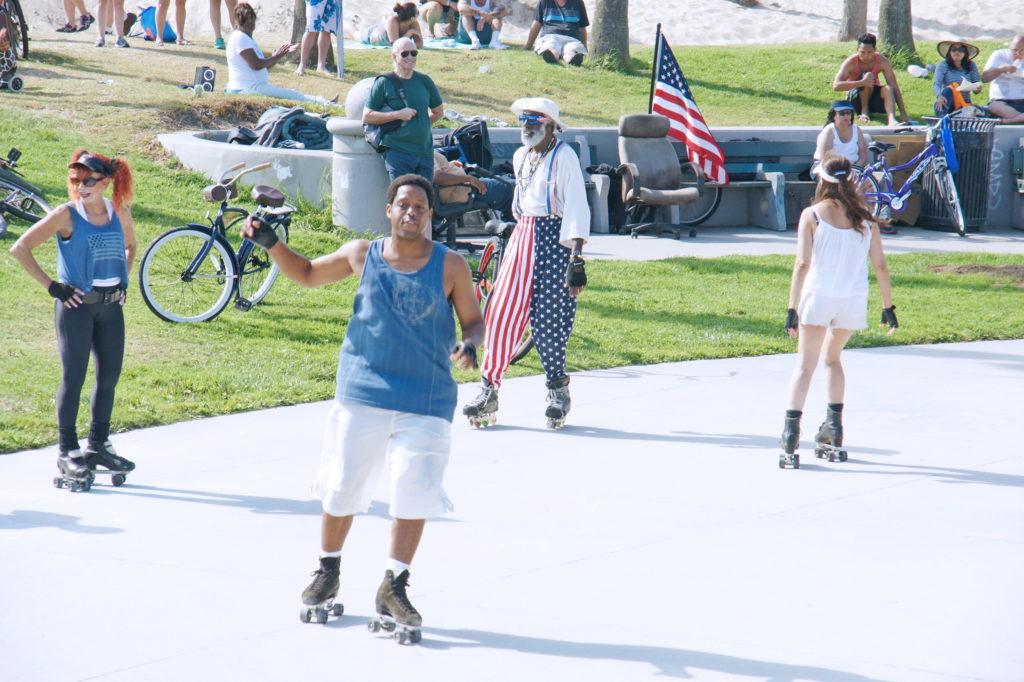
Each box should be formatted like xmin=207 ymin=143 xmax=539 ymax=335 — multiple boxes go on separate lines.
xmin=400 ymin=50 xmax=418 ymax=58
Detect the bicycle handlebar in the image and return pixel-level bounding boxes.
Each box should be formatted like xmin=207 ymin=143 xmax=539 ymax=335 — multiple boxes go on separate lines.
xmin=214 ymin=162 xmax=274 ymax=193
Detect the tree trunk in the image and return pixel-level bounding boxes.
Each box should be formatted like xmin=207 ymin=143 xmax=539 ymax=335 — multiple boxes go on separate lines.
xmin=837 ymin=0 xmax=867 ymax=42
xmin=589 ymin=0 xmax=630 ymax=72
xmin=877 ymin=0 xmax=915 ymax=55
xmin=291 ymin=0 xmax=336 ymax=69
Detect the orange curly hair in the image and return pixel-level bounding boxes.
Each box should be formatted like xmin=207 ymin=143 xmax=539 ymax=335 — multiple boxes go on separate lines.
xmin=67 ymin=149 xmax=135 ymax=210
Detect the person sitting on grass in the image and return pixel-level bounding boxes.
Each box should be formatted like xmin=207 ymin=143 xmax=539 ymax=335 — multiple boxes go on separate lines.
xmin=419 ymin=0 xmax=458 ymax=39
xmin=226 ymin=3 xmax=339 ymax=106
xmin=358 ymin=3 xmax=423 ymax=49
xmin=457 ymin=0 xmax=508 ymax=50
xmin=933 ymin=39 xmax=982 ymax=116
xmin=523 ymin=0 xmax=588 ymax=66
xmin=832 ymin=33 xmax=910 ymax=126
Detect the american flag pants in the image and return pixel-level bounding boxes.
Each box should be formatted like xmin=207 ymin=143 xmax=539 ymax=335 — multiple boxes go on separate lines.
xmin=481 ymin=215 xmax=577 ymax=388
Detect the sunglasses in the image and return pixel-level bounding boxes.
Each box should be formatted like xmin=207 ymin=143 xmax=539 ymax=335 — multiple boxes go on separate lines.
xmin=835 ymin=110 xmax=854 ymax=116
xmin=71 ymin=176 xmax=105 ymax=187
xmin=949 ymin=46 xmax=967 ymax=52
xmin=519 ymin=113 xmax=546 ymax=126
xmin=399 ymin=50 xmax=418 ymax=58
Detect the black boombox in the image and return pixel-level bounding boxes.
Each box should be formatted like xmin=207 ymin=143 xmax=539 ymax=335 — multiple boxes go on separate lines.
xmin=194 ymin=66 xmax=216 ymax=92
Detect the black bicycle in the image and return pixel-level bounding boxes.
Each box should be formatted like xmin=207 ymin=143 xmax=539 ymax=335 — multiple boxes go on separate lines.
xmin=0 ymin=147 xmax=51 ymax=237
xmin=0 ymin=0 xmax=27 ymax=59
xmin=138 ymin=162 xmax=292 ymax=322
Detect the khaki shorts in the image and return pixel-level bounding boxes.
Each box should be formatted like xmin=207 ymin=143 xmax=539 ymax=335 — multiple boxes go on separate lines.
xmin=315 ymin=401 xmax=453 ymax=519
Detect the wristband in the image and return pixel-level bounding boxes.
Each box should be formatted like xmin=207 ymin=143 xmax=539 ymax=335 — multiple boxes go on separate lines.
xmin=881 ymin=305 xmax=898 ymax=329
xmin=248 ymin=217 xmax=279 ymax=250
xmin=565 ymin=258 xmax=587 ymax=288
xmin=453 ymin=341 xmax=478 ymax=369
xmin=785 ymin=308 xmax=799 ymax=332
xmin=48 ymin=281 xmax=76 ymax=302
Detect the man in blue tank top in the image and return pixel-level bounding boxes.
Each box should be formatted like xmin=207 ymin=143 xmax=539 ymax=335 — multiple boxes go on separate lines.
xmin=242 ymin=174 xmax=483 ymax=639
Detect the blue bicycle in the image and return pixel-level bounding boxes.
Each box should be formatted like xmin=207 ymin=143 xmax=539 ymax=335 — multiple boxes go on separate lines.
xmin=854 ymin=115 xmax=966 ymax=237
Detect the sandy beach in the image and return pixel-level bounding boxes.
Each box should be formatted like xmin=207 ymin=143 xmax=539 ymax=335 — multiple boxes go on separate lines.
xmin=22 ymin=0 xmax=1021 ymax=47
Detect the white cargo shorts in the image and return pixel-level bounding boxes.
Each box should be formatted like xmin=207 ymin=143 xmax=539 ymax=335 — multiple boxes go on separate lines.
xmin=314 ymin=401 xmax=453 ymax=520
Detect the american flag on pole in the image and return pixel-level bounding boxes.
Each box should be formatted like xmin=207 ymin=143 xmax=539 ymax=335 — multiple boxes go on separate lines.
xmin=650 ymin=32 xmax=730 ymax=186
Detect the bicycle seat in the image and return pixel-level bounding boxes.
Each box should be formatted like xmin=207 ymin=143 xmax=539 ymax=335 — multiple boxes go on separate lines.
xmin=251 ymin=185 xmax=284 ymax=208
xmin=869 ymin=142 xmax=896 ymax=153
xmin=202 ymin=184 xmax=237 ymax=202
xmin=485 ymin=218 xmax=515 ymax=238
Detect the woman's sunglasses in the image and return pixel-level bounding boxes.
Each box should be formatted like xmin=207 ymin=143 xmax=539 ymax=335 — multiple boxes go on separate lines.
xmin=399 ymin=50 xmax=418 ymax=58
xmin=949 ymin=46 xmax=967 ymax=53
xmin=71 ymin=176 xmax=105 ymax=187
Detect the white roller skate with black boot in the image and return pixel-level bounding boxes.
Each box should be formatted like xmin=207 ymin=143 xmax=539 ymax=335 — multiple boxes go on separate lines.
xmin=544 ymin=376 xmax=571 ymax=429
xmin=778 ymin=410 xmax=801 ymax=469
xmin=299 ymin=556 xmax=344 ymax=624
xmin=84 ymin=440 xmax=135 ymax=487
xmin=814 ymin=404 xmax=848 ymax=462
xmin=463 ymin=381 xmax=498 ymax=428
xmin=54 ymin=449 xmax=95 ymax=492
xmin=368 ymin=569 xmax=422 ymax=644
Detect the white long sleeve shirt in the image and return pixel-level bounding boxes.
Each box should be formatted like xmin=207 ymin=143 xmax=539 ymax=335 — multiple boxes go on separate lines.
xmin=512 ymin=140 xmax=590 ymax=247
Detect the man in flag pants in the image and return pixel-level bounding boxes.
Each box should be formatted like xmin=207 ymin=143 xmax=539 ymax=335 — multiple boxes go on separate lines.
xmin=462 ymin=97 xmax=590 ymax=429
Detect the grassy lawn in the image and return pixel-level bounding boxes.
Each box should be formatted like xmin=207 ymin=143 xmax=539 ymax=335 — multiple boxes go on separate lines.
xmin=1 ymin=34 xmax=1022 ymax=452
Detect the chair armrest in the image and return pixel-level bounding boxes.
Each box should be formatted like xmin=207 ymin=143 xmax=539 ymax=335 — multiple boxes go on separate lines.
xmin=679 ymin=160 xmax=706 ymax=194
xmin=617 ymin=162 xmax=641 ymax=202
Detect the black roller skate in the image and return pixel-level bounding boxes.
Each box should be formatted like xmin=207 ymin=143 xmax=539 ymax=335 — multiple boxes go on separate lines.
xmin=368 ymin=569 xmax=422 ymax=644
xmin=84 ymin=439 xmax=134 ymax=487
xmin=463 ymin=381 xmax=498 ymax=428
xmin=778 ymin=410 xmax=801 ymax=469
xmin=544 ymin=376 xmax=571 ymax=429
xmin=299 ymin=556 xmax=344 ymax=624
xmin=814 ymin=404 xmax=848 ymax=463
xmin=54 ymin=449 xmax=96 ymax=492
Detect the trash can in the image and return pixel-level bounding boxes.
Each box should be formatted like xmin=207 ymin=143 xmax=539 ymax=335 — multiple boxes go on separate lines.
xmin=919 ymin=116 xmax=999 ymax=231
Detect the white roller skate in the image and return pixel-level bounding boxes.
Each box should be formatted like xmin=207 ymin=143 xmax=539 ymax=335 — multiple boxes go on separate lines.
xmin=544 ymin=376 xmax=571 ymax=429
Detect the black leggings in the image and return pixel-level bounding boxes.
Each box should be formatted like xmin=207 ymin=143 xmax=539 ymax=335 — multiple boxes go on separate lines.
xmin=55 ymin=299 xmax=125 ymax=452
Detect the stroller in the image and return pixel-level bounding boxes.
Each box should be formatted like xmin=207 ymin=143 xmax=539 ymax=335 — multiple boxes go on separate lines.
xmin=0 ymin=0 xmax=26 ymax=92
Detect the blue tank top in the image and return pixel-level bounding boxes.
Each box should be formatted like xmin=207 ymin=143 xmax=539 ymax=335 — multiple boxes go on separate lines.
xmin=56 ymin=200 xmax=129 ymax=293
xmin=335 ymin=239 xmax=457 ymax=421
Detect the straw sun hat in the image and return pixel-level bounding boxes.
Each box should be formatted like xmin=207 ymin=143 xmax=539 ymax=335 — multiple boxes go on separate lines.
xmin=937 ymin=40 xmax=980 ymax=60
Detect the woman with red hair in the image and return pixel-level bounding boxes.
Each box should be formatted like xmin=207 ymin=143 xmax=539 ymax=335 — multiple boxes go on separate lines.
xmin=10 ymin=150 xmax=138 ymax=485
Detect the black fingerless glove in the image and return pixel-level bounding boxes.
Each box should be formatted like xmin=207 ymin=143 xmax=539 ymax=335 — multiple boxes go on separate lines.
xmin=48 ymin=281 xmax=76 ymax=302
xmin=453 ymin=341 xmax=478 ymax=369
xmin=248 ymin=217 xmax=279 ymax=249
xmin=565 ymin=256 xmax=587 ymax=288
xmin=785 ymin=308 xmax=799 ymax=332
xmin=881 ymin=305 xmax=898 ymax=329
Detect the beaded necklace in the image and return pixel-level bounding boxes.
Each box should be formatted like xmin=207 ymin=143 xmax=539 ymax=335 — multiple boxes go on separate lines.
xmin=514 ymin=135 xmax=557 ymax=214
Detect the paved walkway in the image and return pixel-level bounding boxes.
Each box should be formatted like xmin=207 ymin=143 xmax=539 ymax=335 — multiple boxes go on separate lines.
xmin=1 ymin=231 xmax=1022 ymax=682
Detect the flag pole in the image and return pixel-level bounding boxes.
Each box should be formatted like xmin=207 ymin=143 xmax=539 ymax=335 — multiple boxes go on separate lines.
xmin=648 ymin=23 xmax=661 ymax=114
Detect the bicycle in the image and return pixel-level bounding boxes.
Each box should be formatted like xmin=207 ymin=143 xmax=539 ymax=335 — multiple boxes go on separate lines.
xmin=138 ymin=162 xmax=292 ymax=323
xmin=473 ymin=218 xmax=535 ymax=366
xmin=853 ymin=114 xmax=967 ymax=237
xmin=0 ymin=147 xmax=52 ymax=237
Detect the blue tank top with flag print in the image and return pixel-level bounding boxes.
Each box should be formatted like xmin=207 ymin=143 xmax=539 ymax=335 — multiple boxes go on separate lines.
xmin=335 ymin=238 xmax=458 ymax=421
xmin=56 ymin=199 xmax=129 ymax=294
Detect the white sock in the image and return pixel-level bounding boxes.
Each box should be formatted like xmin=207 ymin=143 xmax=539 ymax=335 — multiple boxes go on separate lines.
xmin=321 ymin=550 xmax=342 ymax=559
xmin=490 ymin=30 xmax=501 ymax=43
xmin=469 ymin=30 xmax=480 ymax=44
xmin=386 ymin=558 xmax=411 ymax=575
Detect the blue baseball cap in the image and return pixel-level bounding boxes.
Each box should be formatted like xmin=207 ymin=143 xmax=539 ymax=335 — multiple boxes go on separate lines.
xmin=830 ymin=100 xmax=855 ymax=112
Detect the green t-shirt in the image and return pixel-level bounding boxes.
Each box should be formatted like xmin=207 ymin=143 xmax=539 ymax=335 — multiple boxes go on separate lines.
xmin=366 ymin=71 xmax=443 ymax=157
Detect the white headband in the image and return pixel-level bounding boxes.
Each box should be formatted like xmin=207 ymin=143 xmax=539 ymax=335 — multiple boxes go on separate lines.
xmin=818 ymin=168 xmax=849 ymax=184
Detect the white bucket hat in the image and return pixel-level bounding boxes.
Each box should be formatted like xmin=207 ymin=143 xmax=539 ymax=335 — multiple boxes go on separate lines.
xmin=511 ymin=97 xmax=566 ymax=131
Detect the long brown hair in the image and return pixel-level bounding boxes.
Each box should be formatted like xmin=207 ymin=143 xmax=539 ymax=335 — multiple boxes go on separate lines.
xmin=67 ymin=149 xmax=135 ymax=210
xmin=813 ymin=152 xmax=873 ymax=235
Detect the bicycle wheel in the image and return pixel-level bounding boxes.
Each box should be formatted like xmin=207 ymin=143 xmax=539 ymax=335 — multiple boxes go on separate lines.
xmin=139 ymin=226 xmax=237 ymax=323
xmin=0 ymin=178 xmax=51 ymax=222
xmin=237 ymin=220 xmax=288 ymax=305
xmin=678 ymin=165 xmax=722 ymax=226
xmin=852 ymin=165 xmax=885 ymax=219
xmin=937 ymin=168 xmax=967 ymax=237
xmin=6 ymin=0 xmax=28 ymax=59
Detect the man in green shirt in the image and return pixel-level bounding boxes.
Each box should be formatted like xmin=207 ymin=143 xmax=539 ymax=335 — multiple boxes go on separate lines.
xmin=363 ymin=37 xmax=445 ymax=182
